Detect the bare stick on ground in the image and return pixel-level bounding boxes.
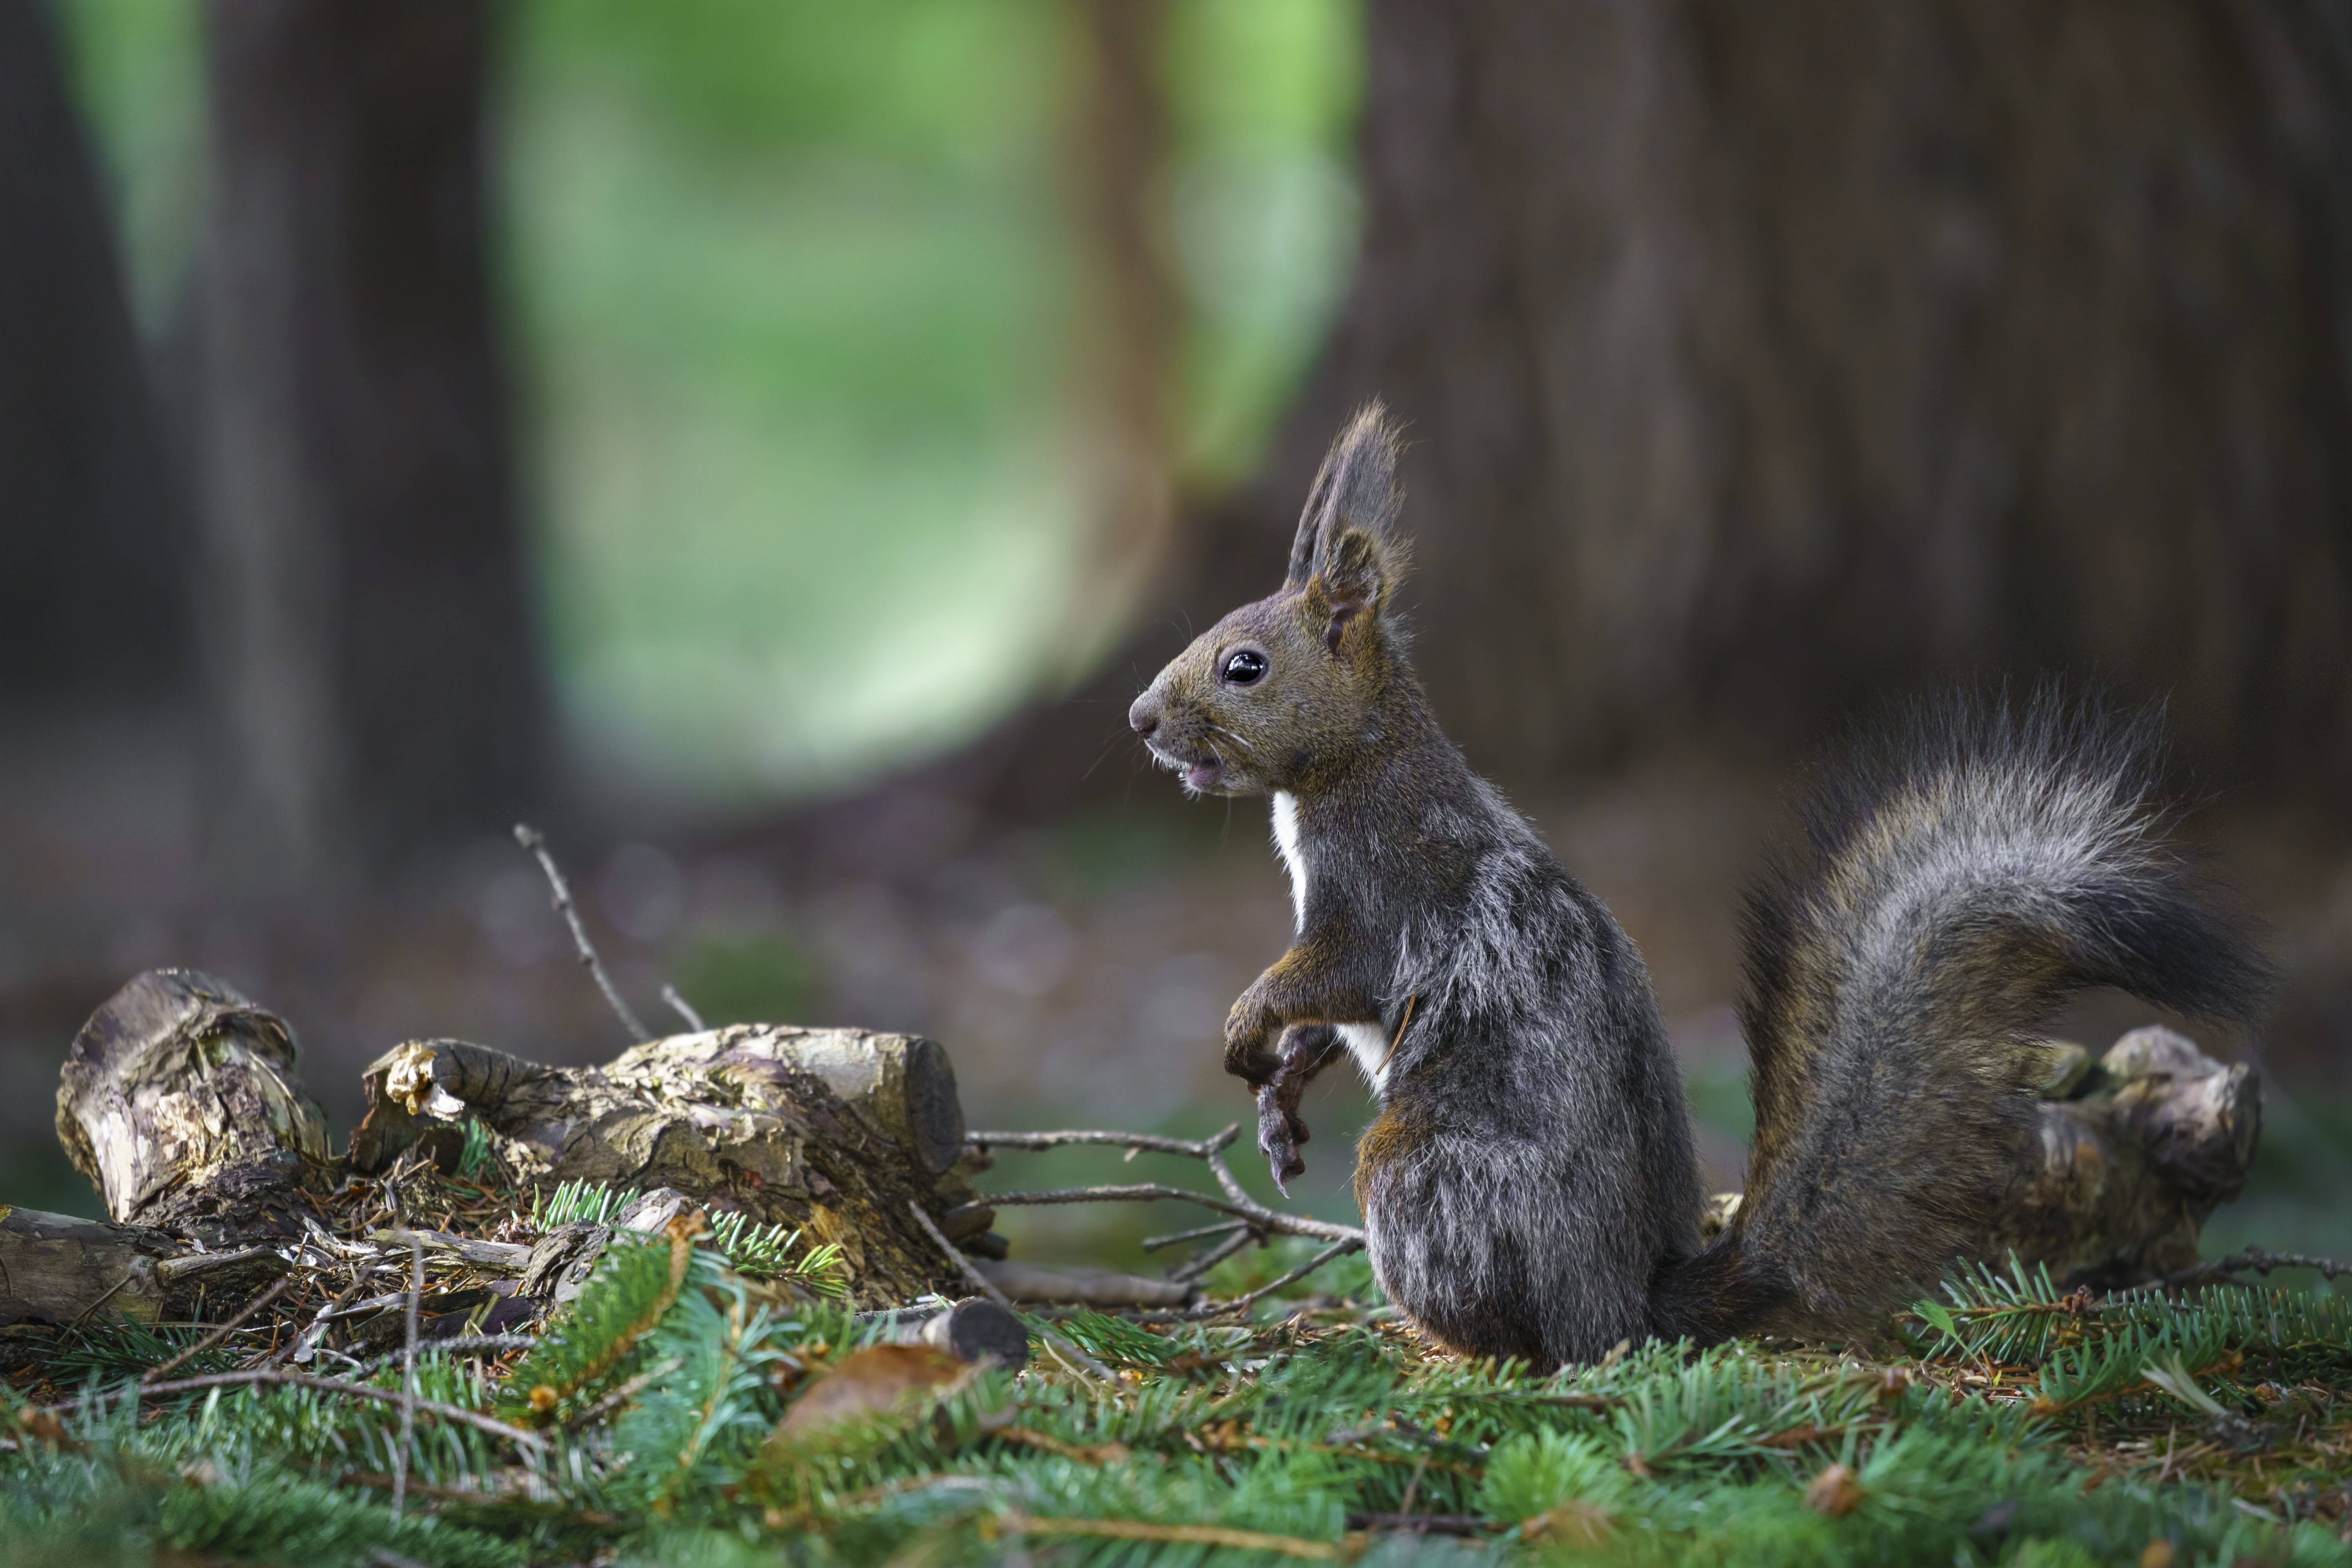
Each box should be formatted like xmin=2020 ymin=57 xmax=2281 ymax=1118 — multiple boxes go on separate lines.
xmin=959 ymin=1122 xmax=1364 ymax=1250
xmin=514 ymin=823 xmax=650 ymax=1044
xmin=906 ymin=1201 xmax=1114 ymax=1384
xmin=1192 ymin=1237 xmax=1364 ymax=1317
xmin=1168 ymin=1226 xmax=1261 ymax=1285
xmin=272 ymin=1263 xmax=387 ymax=1368
xmin=661 ymin=985 xmax=706 ymax=1033
xmin=145 ymin=1272 xmax=298 ymax=1383
xmin=393 ymin=1237 xmax=421 ymax=1519
xmin=95 ymin=1369 xmax=546 ymax=1447
xmin=942 ymin=1184 xmax=1361 ymax=1245
xmin=1141 ymin=1220 xmax=1251 ymax=1253
xmin=967 ymin=1127 xmax=1247 ymax=1159
xmin=2162 ymin=1247 xmax=2352 ymax=1288
xmin=352 ymin=1335 xmax=537 ymax=1378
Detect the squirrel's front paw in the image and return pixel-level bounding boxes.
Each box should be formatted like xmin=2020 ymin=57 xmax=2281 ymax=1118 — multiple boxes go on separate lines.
xmin=1253 ymin=1025 xmax=1333 ymax=1195
xmin=1222 ymin=997 xmax=1282 ymax=1087
xmin=1257 ymin=1083 xmax=1308 ymax=1194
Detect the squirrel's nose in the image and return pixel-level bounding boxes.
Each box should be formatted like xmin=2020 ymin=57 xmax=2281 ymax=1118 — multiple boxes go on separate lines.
xmin=1129 ymin=692 xmax=1161 ymax=738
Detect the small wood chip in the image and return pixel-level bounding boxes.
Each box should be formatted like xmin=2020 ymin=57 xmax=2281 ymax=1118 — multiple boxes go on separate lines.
xmin=1805 ymin=1462 xmax=1864 ymax=1517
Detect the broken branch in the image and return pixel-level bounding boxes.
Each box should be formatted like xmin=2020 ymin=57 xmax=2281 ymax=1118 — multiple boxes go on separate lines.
xmin=513 ymin=823 xmax=650 ymax=1044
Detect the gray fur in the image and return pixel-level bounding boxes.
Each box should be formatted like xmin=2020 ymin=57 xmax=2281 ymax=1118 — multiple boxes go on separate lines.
xmin=1294 ymin=726 xmax=1702 ymax=1366
xmin=1136 ymin=409 xmax=2269 ymax=1369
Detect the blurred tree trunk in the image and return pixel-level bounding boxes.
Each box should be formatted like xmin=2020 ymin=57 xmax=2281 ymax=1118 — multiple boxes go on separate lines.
xmin=194 ymin=0 xmax=546 ymax=886
xmin=1265 ymin=0 xmax=2352 ymax=788
xmin=915 ymin=0 xmax=2352 ymax=828
xmin=0 ymin=0 xmax=189 ymax=705
xmin=1062 ymin=0 xmax=1181 ymax=651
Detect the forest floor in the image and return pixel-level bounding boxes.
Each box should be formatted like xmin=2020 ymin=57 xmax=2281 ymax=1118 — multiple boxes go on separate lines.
xmin=4 ymin=1153 xmax=2352 ymax=1568
xmin=3 ymin=715 xmax=2352 ymax=1564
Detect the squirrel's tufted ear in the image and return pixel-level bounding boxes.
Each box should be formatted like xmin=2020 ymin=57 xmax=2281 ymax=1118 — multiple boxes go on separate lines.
xmin=1316 ymin=526 xmax=1403 ymax=647
xmin=1284 ymin=402 xmax=1402 ymax=592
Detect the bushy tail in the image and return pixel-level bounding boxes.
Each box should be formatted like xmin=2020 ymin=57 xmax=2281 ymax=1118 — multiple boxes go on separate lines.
xmin=1652 ymin=686 xmax=2270 ymax=1343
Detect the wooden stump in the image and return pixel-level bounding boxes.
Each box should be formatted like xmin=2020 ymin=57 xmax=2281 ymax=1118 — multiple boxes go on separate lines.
xmin=1987 ymin=1026 xmax=2262 ymax=1286
xmin=350 ymin=1025 xmax=998 ymax=1305
xmin=54 ymin=969 xmax=333 ymax=1243
xmin=1700 ymin=1025 xmax=2262 ymax=1290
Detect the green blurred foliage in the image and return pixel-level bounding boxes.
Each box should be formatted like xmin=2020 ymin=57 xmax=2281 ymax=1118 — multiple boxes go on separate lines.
xmin=46 ymin=0 xmax=201 ymax=336
xmin=1683 ymin=1060 xmax=1757 ymax=1145
xmin=1038 ymin=807 xmax=1200 ymax=900
xmin=670 ymin=931 xmax=822 ymax=1029
xmin=52 ymin=0 xmax=1364 ymax=804
xmin=1205 ymin=1231 xmax=1382 ymax=1302
xmin=519 ymin=0 xmax=1060 ymax=166
xmin=1168 ymin=0 xmax=1364 ymax=483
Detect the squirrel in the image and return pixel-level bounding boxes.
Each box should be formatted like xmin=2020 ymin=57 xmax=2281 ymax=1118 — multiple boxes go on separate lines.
xmin=1125 ymin=404 xmax=2270 ymax=1369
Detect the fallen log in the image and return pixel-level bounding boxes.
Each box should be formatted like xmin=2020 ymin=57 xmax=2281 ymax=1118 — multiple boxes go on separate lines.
xmin=1698 ymin=1025 xmax=2262 ymax=1290
xmin=41 ymin=969 xmax=996 ymax=1319
xmin=11 ymin=964 xmax=2291 ymax=1345
xmin=1987 ymin=1025 xmax=2262 ymax=1287
xmin=348 ymin=1025 xmax=999 ymax=1305
xmin=55 ymin=969 xmax=334 ymax=1243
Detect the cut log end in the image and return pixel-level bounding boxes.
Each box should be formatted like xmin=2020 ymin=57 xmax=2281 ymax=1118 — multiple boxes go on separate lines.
xmin=55 ymin=969 xmax=332 ymax=1243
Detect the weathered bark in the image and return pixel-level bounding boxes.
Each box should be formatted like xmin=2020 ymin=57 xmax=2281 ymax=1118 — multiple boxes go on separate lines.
xmin=0 ymin=1207 xmax=287 ymax=1329
xmin=1699 ymin=1025 xmax=2261 ymax=1289
xmin=194 ymin=0 xmax=546 ymax=883
xmin=0 ymin=0 xmax=189 ymax=703
xmin=1989 ymin=1026 xmax=2262 ymax=1287
xmin=55 ymin=969 xmax=333 ymax=1245
xmin=1261 ymin=0 xmax=2352 ymax=790
xmin=350 ymin=1025 xmax=998 ymax=1305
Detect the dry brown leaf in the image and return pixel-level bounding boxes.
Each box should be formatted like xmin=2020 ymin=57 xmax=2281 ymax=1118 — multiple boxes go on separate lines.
xmin=1521 ymin=1499 xmax=1615 ymax=1546
xmin=1804 ymin=1462 xmax=1864 ymax=1517
xmin=773 ymin=1343 xmax=969 ymax=1441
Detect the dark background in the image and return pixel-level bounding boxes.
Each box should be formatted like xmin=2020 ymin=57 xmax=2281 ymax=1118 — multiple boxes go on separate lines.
xmin=5 ymin=0 xmax=2350 ymax=1270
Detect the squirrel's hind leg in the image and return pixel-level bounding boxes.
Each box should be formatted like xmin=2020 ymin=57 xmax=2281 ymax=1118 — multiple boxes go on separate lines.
xmin=1357 ymin=1130 xmax=1650 ymax=1370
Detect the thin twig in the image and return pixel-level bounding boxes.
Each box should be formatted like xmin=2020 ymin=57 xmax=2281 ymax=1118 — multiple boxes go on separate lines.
xmin=272 ymin=1262 xmax=385 ymax=1367
xmin=68 ymin=1266 xmax=144 ymax=1328
xmin=1168 ymin=1225 xmax=1261 ymax=1285
xmin=351 ymin=1334 xmax=539 ymax=1378
xmin=566 ymin=1354 xmax=684 ymax=1432
xmin=1141 ymin=1219 xmax=1251 ymax=1253
xmin=393 ymin=1239 xmax=421 ymax=1519
xmin=2162 ymin=1247 xmax=2352 ymax=1288
xmin=966 ymin=1124 xmax=1243 ymax=1160
xmin=905 ymin=1202 xmax=1115 ymax=1385
xmin=107 ymin=1369 xmax=546 ymax=1447
xmin=514 ymin=822 xmax=650 ymax=1043
xmin=660 ymin=984 xmax=707 ymax=1032
xmin=1192 ymin=1237 xmax=1363 ymax=1317
xmin=145 ymin=1272 xmax=296 ymax=1383
xmin=944 ymin=1184 xmax=1361 ymax=1245
xmin=1346 ymin=1513 xmax=1495 ymax=1538
xmin=994 ymin=1512 xmax=1340 ymax=1561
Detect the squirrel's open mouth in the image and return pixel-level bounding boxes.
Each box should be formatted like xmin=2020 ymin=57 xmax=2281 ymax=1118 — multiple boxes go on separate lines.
xmin=1144 ymin=738 xmax=1226 ymax=793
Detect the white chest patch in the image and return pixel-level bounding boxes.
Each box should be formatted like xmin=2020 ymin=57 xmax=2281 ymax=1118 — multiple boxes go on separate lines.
xmin=1270 ymin=791 xmax=1307 ymax=933
xmin=1339 ymin=1021 xmax=1391 ymax=1092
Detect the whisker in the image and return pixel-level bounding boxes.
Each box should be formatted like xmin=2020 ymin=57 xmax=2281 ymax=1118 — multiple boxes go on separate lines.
xmin=1205 ymin=723 xmax=1256 ymax=755
xmin=1079 ymin=724 xmax=1133 ymax=782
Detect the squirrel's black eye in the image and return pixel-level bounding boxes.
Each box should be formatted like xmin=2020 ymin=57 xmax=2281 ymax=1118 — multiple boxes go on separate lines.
xmin=1221 ymin=648 xmax=1269 ymax=686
